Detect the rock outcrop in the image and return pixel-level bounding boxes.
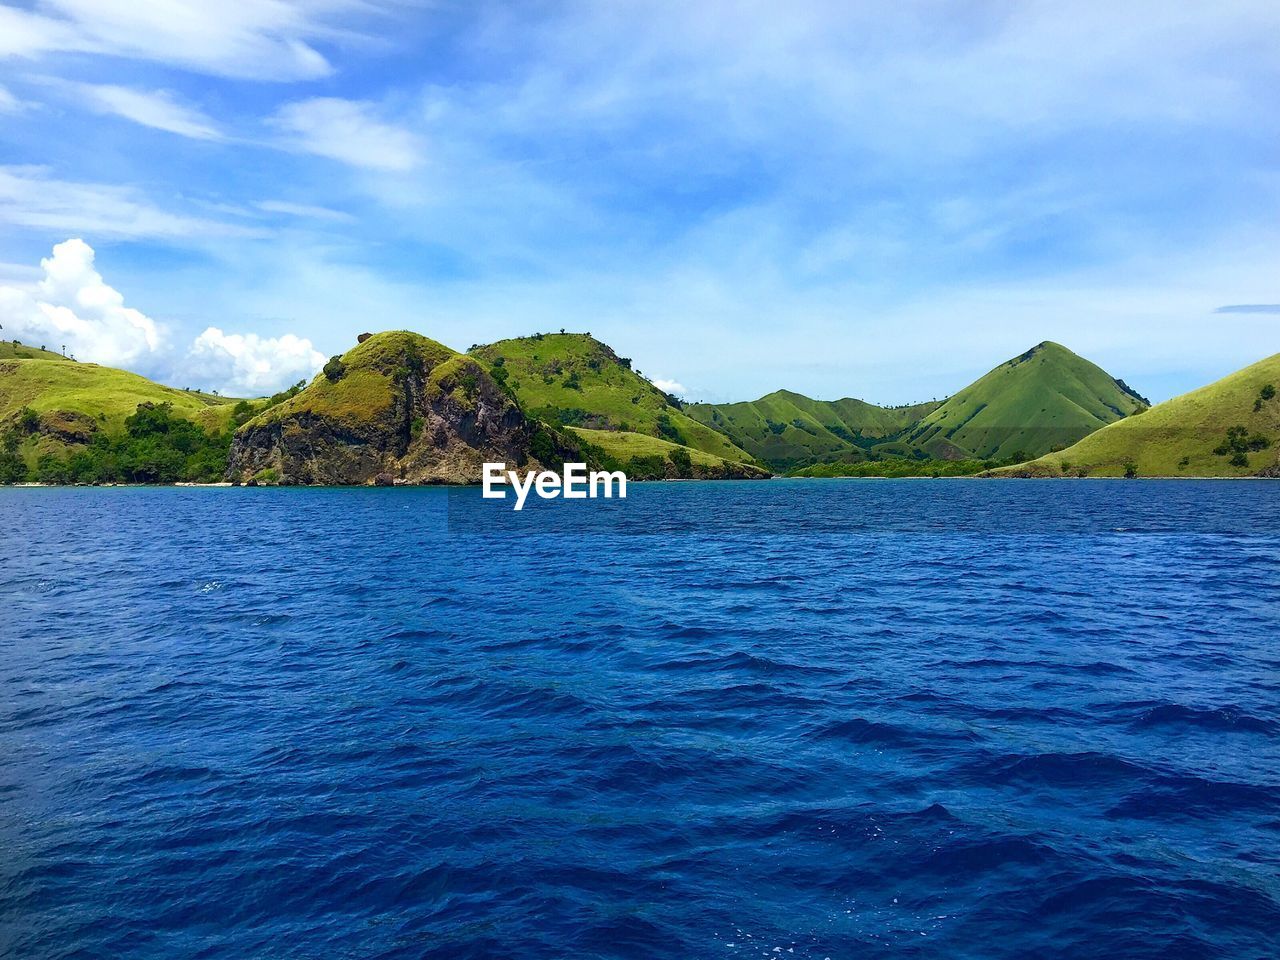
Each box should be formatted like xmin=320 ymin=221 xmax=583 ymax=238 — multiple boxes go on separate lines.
xmin=227 ymin=331 xmax=580 ymax=485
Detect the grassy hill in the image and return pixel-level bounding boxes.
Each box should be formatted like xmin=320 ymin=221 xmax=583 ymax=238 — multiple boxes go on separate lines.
xmin=567 ymin=427 xmax=770 ymax=479
xmin=249 ymin=331 xmax=456 ymax=430
xmin=0 ymin=341 xmax=69 ymax=361
xmin=904 ymin=341 xmax=1148 ymax=460
xmin=0 ymin=358 xmax=237 ymax=430
xmin=230 ymin=331 xmax=768 ymax=484
xmin=0 ymin=356 xmax=255 ymax=482
xmin=687 ymin=390 xmax=939 ymax=470
xmin=993 ymin=353 xmax=1280 ymax=477
xmin=469 ymin=334 xmax=757 ymax=466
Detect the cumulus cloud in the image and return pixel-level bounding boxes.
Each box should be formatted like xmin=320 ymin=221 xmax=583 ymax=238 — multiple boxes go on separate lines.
xmin=77 ymin=84 xmax=222 ymax=140
xmin=187 ymin=327 xmax=324 ymax=397
xmin=0 ymin=239 xmax=324 ymax=396
xmin=0 ymin=238 xmax=160 ymax=367
xmin=650 ymin=377 xmax=687 ymax=396
xmin=270 ymin=98 xmax=420 ymax=171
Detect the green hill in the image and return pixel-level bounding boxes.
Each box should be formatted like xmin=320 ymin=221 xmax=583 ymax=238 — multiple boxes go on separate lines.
xmin=0 ymin=356 xmax=253 ymax=483
xmin=469 ymin=333 xmax=757 ymax=466
xmin=904 ymin=341 xmax=1148 ymax=460
xmin=566 ymin=427 xmax=770 ymax=479
xmin=0 ymin=357 xmax=237 ymax=429
xmin=0 ymin=341 xmax=69 ymax=361
xmin=993 ymin=353 xmax=1280 ymax=477
xmin=227 ymin=330 xmax=768 ymax=484
xmin=687 ymin=390 xmax=939 ymax=470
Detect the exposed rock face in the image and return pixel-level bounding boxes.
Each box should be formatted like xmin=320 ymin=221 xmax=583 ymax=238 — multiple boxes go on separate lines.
xmin=227 ymin=331 xmax=569 ymax=485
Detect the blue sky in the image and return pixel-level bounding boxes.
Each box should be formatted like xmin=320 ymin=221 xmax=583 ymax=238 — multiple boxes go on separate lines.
xmin=0 ymin=1 xmax=1277 ymax=401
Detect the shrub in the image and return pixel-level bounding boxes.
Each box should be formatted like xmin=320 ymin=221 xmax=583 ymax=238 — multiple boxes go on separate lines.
xmin=323 ymin=356 xmax=347 ymax=382
xmin=1230 ymin=452 xmax=1249 ymax=467
xmin=655 ymin=413 xmax=685 ymax=445
xmin=668 ymin=446 xmax=692 ymax=474
xmin=1123 ymin=461 xmax=1138 ymax=479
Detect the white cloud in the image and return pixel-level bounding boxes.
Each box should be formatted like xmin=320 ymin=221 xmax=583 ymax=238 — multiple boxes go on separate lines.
xmin=0 ymin=239 xmax=324 ymax=396
xmin=270 ymin=98 xmax=420 ymax=171
xmin=0 ymin=166 xmax=263 ymax=240
xmin=187 ymin=326 xmax=324 ymax=396
xmin=0 ymin=238 xmax=160 ymax=367
xmin=256 ymin=200 xmax=355 ymax=222
xmin=0 ymin=0 xmax=397 ymax=81
xmin=649 ymin=377 xmax=686 ymax=396
xmin=0 ymin=85 xmax=21 ymax=112
xmin=77 ymin=84 xmax=222 ymax=140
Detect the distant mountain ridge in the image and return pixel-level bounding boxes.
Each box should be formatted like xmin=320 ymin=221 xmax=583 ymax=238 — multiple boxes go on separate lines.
xmin=7 ymin=327 xmax=1276 ymax=483
xmin=686 ymin=391 xmax=940 ymax=471
xmin=690 ymin=341 xmax=1148 ymax=469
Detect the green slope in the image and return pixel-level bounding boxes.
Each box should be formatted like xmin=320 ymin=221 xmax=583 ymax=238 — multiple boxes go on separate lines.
xmin=0 ymin=357 xmax=240 ymax=434
xmin=687 ymin=390 xmax=939 ymax=470
xmin=0 ymin=356 xmax=251 ymax=481
xmin=0 ymin=341 xmax=69 ymax=361
xmin=470 ymin=333 xmax=757 ymax=465
xmin=905 ymin=341 xmax=1148 ymax=460
xmin=567 ymin=427 xmax=770 ymax=479
xmin=250 ymin=330 xmax=457 ymax=429
xmin=994 ymin=353 xmax=1280 ymax=477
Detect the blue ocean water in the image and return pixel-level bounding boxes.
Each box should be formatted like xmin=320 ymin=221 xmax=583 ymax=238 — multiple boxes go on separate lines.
xmin=2 ymin=480 xmax=1278 ymax=959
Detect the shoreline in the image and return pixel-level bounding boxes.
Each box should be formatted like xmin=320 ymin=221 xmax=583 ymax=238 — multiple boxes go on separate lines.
xmin=6 ymin=475 xmax=1278 ymax=489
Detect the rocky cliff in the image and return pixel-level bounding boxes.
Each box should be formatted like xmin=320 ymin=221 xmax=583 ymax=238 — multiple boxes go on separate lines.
xmin=227 ymin=331 xmax=578 ymax=485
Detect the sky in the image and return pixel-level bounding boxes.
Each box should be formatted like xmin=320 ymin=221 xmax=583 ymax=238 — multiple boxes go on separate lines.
xmin=0 ymin=0 xmax=1277 ymax=402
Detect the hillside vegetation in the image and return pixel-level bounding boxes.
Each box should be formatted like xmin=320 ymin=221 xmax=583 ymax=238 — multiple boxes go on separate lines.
xmin=0 ymin=356 xmax=261 ymax=482
xmin=905 ymin=341 xmax=1148 ymax=460
xmin=687 ymin=390 xmax=939 ymax=470
xmin=470 ymin=334 xmax=758 ymax=466
xmin=230 ymin=330 xmax=548 ymax=484
xmin=689 ymin=341 xmax=1145 ymax=471
xmin=993 ymin=353 xmax=1280 ymax=477
xmin=0 ymin=341 xmax=69 ymax=361
xmin=567 ymin=427 xmax=770 ymax=480
xmin=0 ymin=357 xmax=237 ymax=431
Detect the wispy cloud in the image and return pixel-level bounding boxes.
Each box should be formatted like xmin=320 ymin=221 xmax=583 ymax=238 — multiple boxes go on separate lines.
xmin=256 ymin=200 xmax=355 ymax=223
xmin=0 ymin=84 xmax=21 ymax=113
xmin=0 ymin=166 xmax=264 ymax=240
xmin=270 ymin=97 xmax=420 ymax=171
xmin=76 ymin=84 xmax=223 ymax=140
xmin=0 ymin=0 xmax=398 ymax=81
xmin=1214 ymin=304 xmax=1280 ymax=314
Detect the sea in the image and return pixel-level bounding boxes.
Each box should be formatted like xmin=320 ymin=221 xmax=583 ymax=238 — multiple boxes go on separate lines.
xmin=2 ymin=480 xmax=1278 ymax=959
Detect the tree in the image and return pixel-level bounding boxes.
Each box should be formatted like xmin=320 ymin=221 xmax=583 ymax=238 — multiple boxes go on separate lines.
xmin=323 ymin=355 xmax=347 ymax=382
